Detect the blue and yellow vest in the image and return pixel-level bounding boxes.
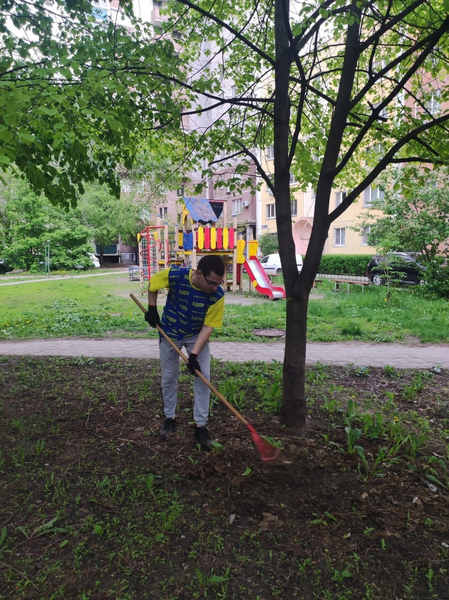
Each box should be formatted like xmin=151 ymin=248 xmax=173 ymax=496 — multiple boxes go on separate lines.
xmin=161 ymin=267 xmax=224 ymax=340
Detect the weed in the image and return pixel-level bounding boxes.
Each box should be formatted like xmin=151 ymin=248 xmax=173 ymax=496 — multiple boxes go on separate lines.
xmin=383 ymin=364 xmax=397 ymax=377
xmin=354 ymin=366 xmax=371 ymax=377
xmin=331 ymin=568 xmax=352 ymax=584
xmin=0 ymin=526 xmax=8 ymax=559
xmin=35 ymin=439 xmax=46 ymax=456
xmin=12 ymin=445 xmax=27 ymax=467
xmin=341 ymin=322 xmax=363 ymax=337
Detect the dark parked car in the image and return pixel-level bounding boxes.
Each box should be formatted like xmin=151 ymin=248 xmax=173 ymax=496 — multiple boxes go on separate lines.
xmin=366 ymin=252 xmax=426 ymax=286
xmin=0 ymin=260 xmax=14 ymax=275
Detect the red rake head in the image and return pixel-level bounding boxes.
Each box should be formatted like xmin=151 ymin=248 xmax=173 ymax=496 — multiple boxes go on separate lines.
xmin=247 ymin=424 xmax=281 ymax=461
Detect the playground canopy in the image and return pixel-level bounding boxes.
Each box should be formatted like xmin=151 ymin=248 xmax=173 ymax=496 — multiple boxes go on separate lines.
xmin=183 ymin=197 xmax=223 ymax=224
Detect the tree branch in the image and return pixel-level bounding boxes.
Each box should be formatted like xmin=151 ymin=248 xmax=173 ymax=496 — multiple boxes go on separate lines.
xmin=174 ymin=0 xmax=275 ymax=66
xmin=328 ymin=112 xmax=449 ymax=225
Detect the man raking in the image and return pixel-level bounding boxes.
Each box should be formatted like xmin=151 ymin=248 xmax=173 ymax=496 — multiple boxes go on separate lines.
xmin=145 ymin=255 xmax=225 ymax=450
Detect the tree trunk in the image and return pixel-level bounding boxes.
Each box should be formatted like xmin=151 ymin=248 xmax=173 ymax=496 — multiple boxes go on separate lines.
xmin=280 ymin=289 xmax=309 ymax=426
xmin=278 ymin=0 xmax=361 ymax=427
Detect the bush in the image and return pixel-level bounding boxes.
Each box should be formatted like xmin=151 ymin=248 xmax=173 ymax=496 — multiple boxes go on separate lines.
xmin=258 ymin=232 xmax=278 ymax=256
xmin=423 ymin=261 xmax=449 ymax=299
xmin=318 ymin=254 xmax=369 ymax=276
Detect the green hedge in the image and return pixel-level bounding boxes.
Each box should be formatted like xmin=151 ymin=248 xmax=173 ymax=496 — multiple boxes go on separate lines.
xmin=317 ymin=254 xmax=370 ymax=276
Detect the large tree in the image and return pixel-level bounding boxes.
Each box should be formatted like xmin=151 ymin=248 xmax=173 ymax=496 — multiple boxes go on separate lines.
xmin=148 ymin=0 xmax=449 ymax=426
xmin=3 ymin=0 xmax=449 ymax=426
xmin=0 ymin=175 xmax=93 ymax=271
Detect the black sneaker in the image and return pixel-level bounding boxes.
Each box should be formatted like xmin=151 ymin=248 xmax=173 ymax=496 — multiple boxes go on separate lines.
xmin=194 ymin=426 xmax=215 ymax=450
xmin=160 ymin=418 xmax=176 ymax=439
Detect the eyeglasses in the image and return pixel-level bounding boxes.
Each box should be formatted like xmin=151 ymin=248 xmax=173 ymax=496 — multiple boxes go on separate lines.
xmin=203 ymin=273 xmax=224 ymax=287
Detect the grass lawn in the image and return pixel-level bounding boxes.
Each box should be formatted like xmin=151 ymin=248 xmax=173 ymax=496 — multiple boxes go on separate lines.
xmin=0 ymin=356 xmax=448 ymax=599
xmin=0 ymin=270 xmax=448 ymax=343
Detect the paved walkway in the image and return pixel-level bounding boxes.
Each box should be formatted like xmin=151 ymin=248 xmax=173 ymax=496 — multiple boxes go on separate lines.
xmin=0 ymin=338 xmax=448 ymax=369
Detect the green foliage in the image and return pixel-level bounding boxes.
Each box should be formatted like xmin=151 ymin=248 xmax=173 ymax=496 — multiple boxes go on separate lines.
xmin=0 ymin=176 xmax=93 ymax=271
xmin=424 ymin=261 xmax=449 ymax=299
xmin=257 ymin=232 xmax=278 ymax=256
xmin=79 ymin=183 xmax=146 ymax=252
xmin=0 ymin=0 xmax=182 ymax=206
xmin=359 ymin=166 xmax=449 ymax=298
xmin=318 ymin=255 xmax=369 ymax=276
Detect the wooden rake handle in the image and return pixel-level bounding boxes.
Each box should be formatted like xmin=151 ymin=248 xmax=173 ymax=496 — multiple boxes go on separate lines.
xmin=130 ymin=293 xmax=249 ymax=427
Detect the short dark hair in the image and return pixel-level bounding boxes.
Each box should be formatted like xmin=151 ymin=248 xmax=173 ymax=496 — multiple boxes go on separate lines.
xmin=197 ymin=255 xmax=225 ymax=277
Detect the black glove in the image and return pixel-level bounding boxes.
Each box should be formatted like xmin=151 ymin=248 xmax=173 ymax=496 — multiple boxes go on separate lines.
xmin=187 ymin=353 xmax=201 ymax=376
xmin=144 ymin=305 xmax=161 ymax=328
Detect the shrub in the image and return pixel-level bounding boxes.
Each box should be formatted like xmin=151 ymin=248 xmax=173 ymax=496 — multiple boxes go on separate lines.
xmin=318 ymin=255 xmax=369 ymax=276
xmin=423 ymin=261 xmax=449 ymax=299
xmin=258 ymin=232 xmax=279 ymax=256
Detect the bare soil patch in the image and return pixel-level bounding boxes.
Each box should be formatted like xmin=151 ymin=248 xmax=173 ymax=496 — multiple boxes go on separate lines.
xmin=0 ymin=356 xmax=448 ymax=599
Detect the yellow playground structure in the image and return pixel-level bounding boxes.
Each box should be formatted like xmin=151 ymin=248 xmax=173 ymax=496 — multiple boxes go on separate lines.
xmin=134 ymin=197 xmax=286 ymax=300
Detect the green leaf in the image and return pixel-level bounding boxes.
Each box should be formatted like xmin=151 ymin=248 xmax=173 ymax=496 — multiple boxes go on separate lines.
xmin=106 ymin=116 xmax=123 ymax=131
xmin=18 ymin=131 xmax=35 ymax=145
xmin=241 ymin=466 xmax=251 ymax=476
xmin=0 ymin=128 xmax=13 ymax=144
xmin=0 ymin=526 xmax=7 ymax=546
xmin=209 ymin=575 xmax=226 ymax=583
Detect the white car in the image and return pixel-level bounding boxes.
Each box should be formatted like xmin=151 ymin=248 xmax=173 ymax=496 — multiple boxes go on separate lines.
xmin=88 ymin=253 xmax=100 ymax=268
xmin=259 ymin=253 xmax=303 ymax=276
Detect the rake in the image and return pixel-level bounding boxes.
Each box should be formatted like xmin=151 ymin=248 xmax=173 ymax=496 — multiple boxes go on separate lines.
xmin=131 ymin=293 xmax=280 ymax=461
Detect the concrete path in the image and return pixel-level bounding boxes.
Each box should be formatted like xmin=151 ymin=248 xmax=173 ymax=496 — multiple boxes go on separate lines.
xmin=0 ymin=338 xmax=448 ymax=369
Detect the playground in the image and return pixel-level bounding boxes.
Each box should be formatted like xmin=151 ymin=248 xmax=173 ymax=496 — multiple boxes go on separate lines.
xmin=133 ymin=197 xmax=287 ymax=300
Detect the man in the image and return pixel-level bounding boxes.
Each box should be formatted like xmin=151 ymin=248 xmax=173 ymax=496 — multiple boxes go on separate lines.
xmin=145 ymin=254 xmax=225 ymax=449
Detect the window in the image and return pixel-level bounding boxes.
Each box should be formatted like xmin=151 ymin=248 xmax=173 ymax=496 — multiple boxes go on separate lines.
xmin=334 ymin=228 xmax=345 ymax=246
xmin=267 ymin=174 xmax=274 ymax=195
xmin=153 ymin=20 xmax=163 ymax=34
xmin=335 ymin=191 xmax=347 ymax=207
xmin=176 ymin=185 xmax=185 ymax=198
xmin=266 ymin=204 xmax=276 ymax=219
xmin=373 ymin=59 xmax=386 ymax=75
xmin=363 ymin=186 xmax=384 ymax=207
xmin=231 ymin=85 xmax=237 ymax=97
xmin=365 ymin=144 xmax=383 ymax=166
xmin=266 ymin=145 xmax=274 ymax=160
xmin=361 ymin=226 xmax=371 ymax=246
xmin=289 ymin=172 xmax=296 ymax=185
xmin=226 ymin=174 xmax=242 ymax=194
xmin=291 ymin=200 xmax=297 ymax=217
xmin=92 ymin=1 xmax=109 ymax=21
xmin=232 ymin=199 xmax=242 ymax=215
xmin=159 ymin=206 xmax=168 ymax=219
xmin=425 ymin=89 xmax=441 ymax=115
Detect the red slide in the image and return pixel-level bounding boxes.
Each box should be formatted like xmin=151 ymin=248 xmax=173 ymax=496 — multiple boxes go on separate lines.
xmin=243 ymin=256 xmax=286 ymax=300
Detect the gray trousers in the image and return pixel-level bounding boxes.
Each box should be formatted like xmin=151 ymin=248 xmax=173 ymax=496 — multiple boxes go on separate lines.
xmin=159 ymin=334 xmax=211 ymax=427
